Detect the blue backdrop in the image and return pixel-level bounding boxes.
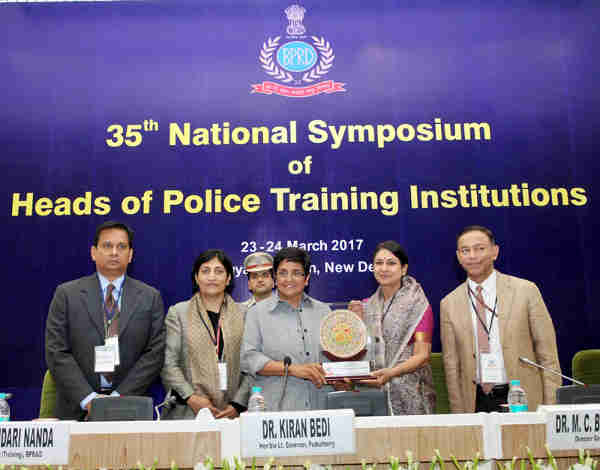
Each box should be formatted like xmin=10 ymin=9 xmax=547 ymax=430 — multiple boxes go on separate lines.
xmin=1 ymin=0 xmax=597 ymax=420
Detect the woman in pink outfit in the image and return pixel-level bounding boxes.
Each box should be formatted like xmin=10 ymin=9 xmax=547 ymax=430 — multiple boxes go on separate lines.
xmin=349 ymin=240 xmax=436 ymax=415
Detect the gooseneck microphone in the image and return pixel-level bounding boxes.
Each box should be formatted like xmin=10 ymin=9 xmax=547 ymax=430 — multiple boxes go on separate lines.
xmin=519 ymin=356 xmax=586 ymax=387
xmin=278 ymin=356 xmax=292 ymax=411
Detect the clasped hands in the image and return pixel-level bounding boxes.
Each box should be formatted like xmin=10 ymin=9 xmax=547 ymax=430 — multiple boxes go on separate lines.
xmin=85 ymin=393 xmax=109 ymax=414
xmin=186 ymin=395 xmax=238 ymax=419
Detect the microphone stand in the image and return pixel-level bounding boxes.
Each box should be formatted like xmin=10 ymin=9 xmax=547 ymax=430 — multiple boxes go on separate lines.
xmin=154 ymin=395 xmax=177 ymax=421
xmin=519 ymin=356 xmax=586 ymax=387
xmin=278 ymin=356 xmax=292 ymax=411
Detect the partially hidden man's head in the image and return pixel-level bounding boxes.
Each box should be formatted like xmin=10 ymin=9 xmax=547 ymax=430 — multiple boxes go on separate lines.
xmin=91 ymin=220 xmax=134 ymax=280
xmin=243 ymin=252 xmax=274 ymax=297
xmin=456 ymin=225 xmax=499 ymax=283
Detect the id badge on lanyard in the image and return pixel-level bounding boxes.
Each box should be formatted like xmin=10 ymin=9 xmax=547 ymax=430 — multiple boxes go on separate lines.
xmin=480 ymin=353 xmax=503 ymax=383
xmin=214 ymin=316 xmax=227 ymax=390
xmin=105 ymin=335 xmax=120 ymax=366
xmin=218 ymin=362 xmax=228 ymax=391
xmin=95 ymin=345 xmax=115 ymax=373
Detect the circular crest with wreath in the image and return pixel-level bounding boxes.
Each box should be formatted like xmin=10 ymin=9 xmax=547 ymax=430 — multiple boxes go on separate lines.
xmin=259 ymin=36 xmax=335 ymax=84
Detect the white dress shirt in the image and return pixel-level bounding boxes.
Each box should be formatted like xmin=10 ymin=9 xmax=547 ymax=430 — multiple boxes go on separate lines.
xmin=468 ymin=270 xmax=508 ymax=385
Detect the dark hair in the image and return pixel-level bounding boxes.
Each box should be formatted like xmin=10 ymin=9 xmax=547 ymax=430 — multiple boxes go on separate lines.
xmin=456 ymin=225 xmax=496 ymax=245
xmin=373 ymin=240 xmax=409 ymax=266
xmin=273 ymin=247 xmax=311 ymax=277
xmin=94 ymin=220 xmax=134 ymax=248
xmin=191 ymin=249 xmax=235 ymax=294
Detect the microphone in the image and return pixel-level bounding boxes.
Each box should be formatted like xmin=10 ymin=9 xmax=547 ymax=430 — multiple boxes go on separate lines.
xmin=154 ymin=395 xmax=177 ymax=420
xmin=278 ymin=356 xmax=292 ymax=411
xmin=519 ymin=356 xmax=586 ymax=387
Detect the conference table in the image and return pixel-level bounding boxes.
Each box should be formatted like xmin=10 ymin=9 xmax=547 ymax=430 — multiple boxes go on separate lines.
xmin=64 ymin=410 xmax=599 ymax=470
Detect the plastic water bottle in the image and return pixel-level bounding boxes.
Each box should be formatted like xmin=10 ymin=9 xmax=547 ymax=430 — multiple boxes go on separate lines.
xmin=0 ymin=393 xmax=11 ymax=421
xmin=247 ymin=386 xmax=265 ymax=412
xmin=507 ymin=379 xmax=528 ymax=412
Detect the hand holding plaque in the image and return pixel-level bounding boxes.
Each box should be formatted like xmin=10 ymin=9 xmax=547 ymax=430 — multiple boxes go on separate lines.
xmin=320 ymin=309 xmax=375 ymax=382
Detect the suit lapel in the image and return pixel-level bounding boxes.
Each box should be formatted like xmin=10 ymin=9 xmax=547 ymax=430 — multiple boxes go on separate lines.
xmin=119 ymin=277 xmax=138 ymax=336
xmin=496 ymin=271 xmax=514 ymax=345
xmin=457 ymin=281 xmax=475 ymax=359
xmin=82 ymin=274 xmax=105 ymax=339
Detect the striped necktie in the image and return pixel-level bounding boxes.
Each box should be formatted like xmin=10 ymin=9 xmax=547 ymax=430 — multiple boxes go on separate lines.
xmin=105 ymin=284 xmax=119 ymax=337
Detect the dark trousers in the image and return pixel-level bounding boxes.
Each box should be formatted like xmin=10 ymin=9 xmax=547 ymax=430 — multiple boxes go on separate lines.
xmin=475 ymin=384 xmax=509 ymax=412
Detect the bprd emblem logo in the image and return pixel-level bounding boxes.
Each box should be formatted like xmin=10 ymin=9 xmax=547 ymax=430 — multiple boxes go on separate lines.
xmin=251 ymin=4 xmax=346 ymax=98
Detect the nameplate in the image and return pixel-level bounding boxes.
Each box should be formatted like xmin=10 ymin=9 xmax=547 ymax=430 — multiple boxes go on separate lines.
xmin=240 ymin=409 xmax=355 ymax=457
xmin=544 ymin=405 xmax=600 ymax=450
xmin=0 ymin=421 xmax=70 ymax=465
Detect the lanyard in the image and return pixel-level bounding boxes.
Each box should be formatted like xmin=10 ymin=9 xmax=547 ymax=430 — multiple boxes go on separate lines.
xmin=198 ymin=308 xmax=224 ymax=358
xmin=467 ymin=286 xmax=497 ymax=337
xmin=382 ymin=290 xmax=398 ymax=318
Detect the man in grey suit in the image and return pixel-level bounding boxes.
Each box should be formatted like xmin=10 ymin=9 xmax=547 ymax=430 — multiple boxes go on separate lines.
xmin=45 ymin=221 xmax=166 ymax=420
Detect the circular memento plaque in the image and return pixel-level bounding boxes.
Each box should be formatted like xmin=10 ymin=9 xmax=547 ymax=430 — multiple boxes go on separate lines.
xmin=320 ymin=309 xmax=367 ymax=359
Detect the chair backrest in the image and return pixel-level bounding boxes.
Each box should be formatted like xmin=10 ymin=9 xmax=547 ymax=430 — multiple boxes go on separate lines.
xmin=326 ymin=389 xmax=388 ymax=416
xmin=557 ymin=384 xmax=600 ymax=404
xmin=88 ymin=396 xmax=154 ymax=421
xmin=430 ymin=352 xmax=450 ymax=414
xmin=39 ymin=370 xmax=57 ymax=419
xmin=572 ymin=349 xmax=600 ymax=385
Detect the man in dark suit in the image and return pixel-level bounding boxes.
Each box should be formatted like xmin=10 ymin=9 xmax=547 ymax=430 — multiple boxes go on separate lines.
xmin=45 ymin=221 xmax=166 ymax=420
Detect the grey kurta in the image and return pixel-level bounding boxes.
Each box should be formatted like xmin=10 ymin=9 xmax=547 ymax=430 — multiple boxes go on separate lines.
xmin=241 ymin=293 xmax=333 ymax=411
